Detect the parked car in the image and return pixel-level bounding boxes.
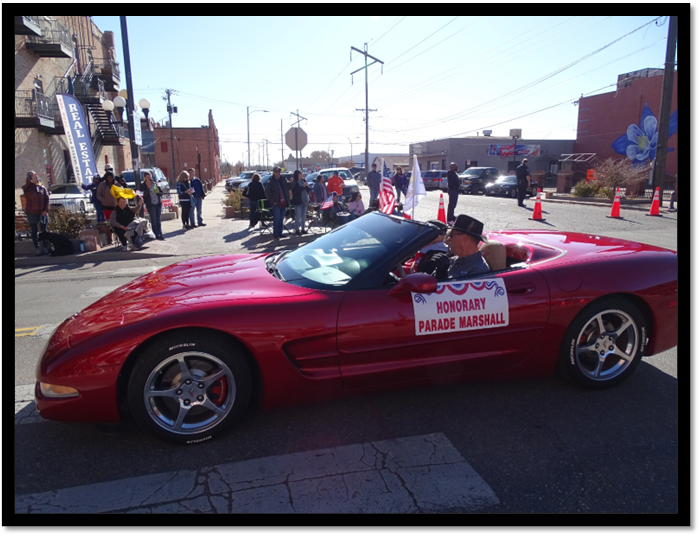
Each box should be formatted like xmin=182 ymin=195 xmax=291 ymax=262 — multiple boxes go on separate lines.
xmin=122 ymin=167 xmax=172 ymax=208
xmin=225 ymin=176 xmax=241 ymax=192
xmin=34 ymin=212 xmax=678 ymax=444
xmin=48 ymin=183 xmax=93 ymax=213
xmin=422 ymin=170 xmax=447 ymax=191
xmin=237 ymin=172 xmax=273 ymax=194
xmin=316 ymin=167 xmax=359 ymax=200
xmin=458 ymin=167 xmax=499 ymax=194
xmin=483 ymin=175 xmax=538 ymax=198
xmin=231 ymin=171 xmax=260 ymax=192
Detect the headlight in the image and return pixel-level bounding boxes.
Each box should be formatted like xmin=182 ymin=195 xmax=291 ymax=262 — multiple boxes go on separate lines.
xmin=39 ymin=383 xmax=79 ymax=398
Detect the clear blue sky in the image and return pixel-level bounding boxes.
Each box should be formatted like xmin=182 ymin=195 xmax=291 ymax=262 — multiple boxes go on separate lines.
xmin=92 ymin=16 xmax=674 ymax=167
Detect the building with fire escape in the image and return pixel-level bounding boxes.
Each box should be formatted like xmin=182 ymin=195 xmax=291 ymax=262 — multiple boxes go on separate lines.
xmin=14 ymin=16 xmax=148 ymax=206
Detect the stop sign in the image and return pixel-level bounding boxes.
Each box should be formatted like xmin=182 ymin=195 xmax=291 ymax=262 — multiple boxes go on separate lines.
xmin=285 ymin=127 xmax=307 ymax=151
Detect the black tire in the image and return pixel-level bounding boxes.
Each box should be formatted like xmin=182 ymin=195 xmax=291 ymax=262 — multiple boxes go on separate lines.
xmin=510 ymin=188 xmax=518 ymax=199
xmin=127 ymin=333 xmax=252 ymax=444
xmin=558 ymin=297 xmax=647 ymax=390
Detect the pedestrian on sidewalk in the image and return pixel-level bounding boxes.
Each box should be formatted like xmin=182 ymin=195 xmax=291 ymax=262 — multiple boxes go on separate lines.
xmin=516 ymin=158 xmax=530 ymax=207
xmin=327 ymin=170 xmax=345 ymax=199
xmin=142 ymin=171 xmax=165 ymax=240
xmin=291 ymin=170 xmax=311 ymax=235
xmin=446 ymin=163 xmax=460 ymax=224
xmin=176 ymin=170 xmax=194 ymax=230
xmin=394 ymin=166 xmax=407 ymax=204
xmin=243 ymin=173 xmax=266 ymax=229
xmin=97 ymin=172 xmax=117 ymax=220
xmin=110 ymin=196 xmax=144 ymax=250
xmin=188 ymin=168 xmax=207 ymax=227
xmin=22 ymin=171 xmax=51 ymax=256
xmin=82 ymin=175 xmax=104 ymax=222
xmin=265 ymin=166 xmax=291 ymax=240
xmin=366 ymin=163 xmax=382 ymax=206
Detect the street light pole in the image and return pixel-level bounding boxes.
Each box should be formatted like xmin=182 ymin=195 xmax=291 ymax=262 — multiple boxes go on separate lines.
xmin=120 ymin=17 xmax=139 ymax=193
xmin=247 ymin=107 xmax=268 ymax=169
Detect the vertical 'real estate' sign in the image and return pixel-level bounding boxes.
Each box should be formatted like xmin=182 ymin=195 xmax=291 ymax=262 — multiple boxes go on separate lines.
xmin=55 ymin=94 xmax=99 ymax=186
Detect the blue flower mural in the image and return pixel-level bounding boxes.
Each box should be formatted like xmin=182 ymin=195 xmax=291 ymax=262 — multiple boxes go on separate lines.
xmin=611 ymin=103 xmax=677 ymax=166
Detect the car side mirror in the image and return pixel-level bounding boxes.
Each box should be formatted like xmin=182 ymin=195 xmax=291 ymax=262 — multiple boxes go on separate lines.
xmin=388 ymin=272 xmax=438 ymax=297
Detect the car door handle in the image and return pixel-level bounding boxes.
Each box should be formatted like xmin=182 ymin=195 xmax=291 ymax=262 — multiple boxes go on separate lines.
xmin=508 ymin=285 xmax=536 ymax=296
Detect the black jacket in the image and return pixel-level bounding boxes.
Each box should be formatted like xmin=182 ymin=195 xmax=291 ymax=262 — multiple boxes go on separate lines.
xmin=244 ymin=181 xmax=266 ymax=203
xmin=447 ymin=170 xmax=460 ymax=191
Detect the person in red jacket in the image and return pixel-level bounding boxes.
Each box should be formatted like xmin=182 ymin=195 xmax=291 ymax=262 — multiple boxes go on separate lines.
xmin=22 ymin=171 xmax=51 ymax=256
xmin=326 ymin=170 xmax=345 ymax=199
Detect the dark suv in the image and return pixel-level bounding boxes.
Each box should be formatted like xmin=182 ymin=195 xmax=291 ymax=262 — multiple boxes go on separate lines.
xmin=459 ymin=167 xmax=499 ymax=194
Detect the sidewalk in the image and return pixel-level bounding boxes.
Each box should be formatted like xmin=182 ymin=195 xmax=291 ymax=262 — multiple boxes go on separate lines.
xmin=14 ymin=182 xmax=325 ymax=268
xmin=14 ymin=183 xmax=677 ymax=268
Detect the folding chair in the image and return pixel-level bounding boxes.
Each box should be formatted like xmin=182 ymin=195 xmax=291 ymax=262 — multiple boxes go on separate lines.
xmin=256 ymin=199 xmax=274 ymax=235
xmin=283 ymin=205 xmax=296 ymax=234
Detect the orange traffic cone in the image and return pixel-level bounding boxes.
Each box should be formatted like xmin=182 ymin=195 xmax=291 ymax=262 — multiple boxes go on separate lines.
xmin=437 ymin=193 xmax=447 ymax=224
xmin=607 ymin=188 xmax=622 ymax=219
xmin=646 ymin=187 xmax=661 ymax=216
xmin=529 ymin=189 xmax=545 ymax=221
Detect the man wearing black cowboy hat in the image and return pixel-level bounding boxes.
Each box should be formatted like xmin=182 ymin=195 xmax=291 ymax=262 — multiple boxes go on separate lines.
xmin=444 ymin=214 xmax=491 ymax=278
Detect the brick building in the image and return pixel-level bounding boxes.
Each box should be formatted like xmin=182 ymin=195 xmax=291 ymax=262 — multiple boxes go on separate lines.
xmin=573 ymin=68 xmax=678 ymax=178
xmin=14 ymin=16 xmax=129 ymax=206
xmin=149 ymin=110 xmax=221 ymax=187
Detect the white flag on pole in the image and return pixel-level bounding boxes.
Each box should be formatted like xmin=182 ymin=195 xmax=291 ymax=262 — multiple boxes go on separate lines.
xmin=403 ymin=154 xmax=427 ymax=219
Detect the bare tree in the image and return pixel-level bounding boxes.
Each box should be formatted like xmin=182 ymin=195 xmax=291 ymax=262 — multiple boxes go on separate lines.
xmin=594 ymin=157 xmax=649 ymax=200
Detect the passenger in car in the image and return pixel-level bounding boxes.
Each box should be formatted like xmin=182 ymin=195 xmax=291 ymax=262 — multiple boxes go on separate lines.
xmin=443 ymin=215 xmax=491 ymax=279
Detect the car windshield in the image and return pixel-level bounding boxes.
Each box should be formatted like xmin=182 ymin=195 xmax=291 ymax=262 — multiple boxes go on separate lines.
xmin=276 ymin=213 xmax=427 ymax=290
xmin=495 ymin=176 xmax=517 ymax=184
xmin=423 ymin=172 xmax=442 ymax=178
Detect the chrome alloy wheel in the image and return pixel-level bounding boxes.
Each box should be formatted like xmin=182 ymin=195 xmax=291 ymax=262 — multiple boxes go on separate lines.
xmin=143 ymin=352 xmax=236 ymax=436
xmin=573 ymin=308 xmax=640 ymax=382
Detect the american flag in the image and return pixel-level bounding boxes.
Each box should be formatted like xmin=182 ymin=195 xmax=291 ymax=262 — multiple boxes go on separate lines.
xmin=320 ymin=194 xmax=334 ymax=210
xmin=379 ymin=158 xmax=396 ymax=214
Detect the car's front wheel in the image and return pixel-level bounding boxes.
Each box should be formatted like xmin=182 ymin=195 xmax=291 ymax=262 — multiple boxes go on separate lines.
xmin=558 ymin=297 xmax=647 ymax=389
xmin=127 ymin=333 xmax=252 ymax=444
xmin=510 ymin=188 xmax=518 ymax=198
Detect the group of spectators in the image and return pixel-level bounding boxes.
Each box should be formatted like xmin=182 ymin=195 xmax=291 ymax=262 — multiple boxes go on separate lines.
xmin=22 ymin=163 xmax=178 ymax=254
xmin=175 ymin=167 xmax=208 ymax=230
xmin=243 ymin=168 xmax=365 ymax=240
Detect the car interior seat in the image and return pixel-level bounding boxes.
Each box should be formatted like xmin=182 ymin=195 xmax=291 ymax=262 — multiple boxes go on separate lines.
xmin=480 ymin=240 xmax=506 ymax=271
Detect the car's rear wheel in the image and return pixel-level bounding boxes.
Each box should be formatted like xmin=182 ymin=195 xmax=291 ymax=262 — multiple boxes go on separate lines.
xmin=127 ymin=334 xmax=251 ymax=444
xmin=510 ymin=188 xmax=518 ymax=198
xmin=558 ymin=297 xmax=646 ymax=389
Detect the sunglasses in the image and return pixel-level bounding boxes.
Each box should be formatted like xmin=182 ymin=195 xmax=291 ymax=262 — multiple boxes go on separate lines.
xmin=445 ymin=230 xmax=466 ymax=239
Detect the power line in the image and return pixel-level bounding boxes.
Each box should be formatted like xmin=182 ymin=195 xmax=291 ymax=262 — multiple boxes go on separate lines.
xmin=372 ymin=16 xmax=663 ymax=136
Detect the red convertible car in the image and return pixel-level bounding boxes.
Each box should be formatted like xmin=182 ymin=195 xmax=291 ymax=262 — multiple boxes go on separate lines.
xmin=35 ymin=213 xmax=677 ymax=444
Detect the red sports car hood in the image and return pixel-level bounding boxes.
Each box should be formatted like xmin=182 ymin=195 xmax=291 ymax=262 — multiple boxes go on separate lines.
xmin=72 ymin=254 xmax=312 ymax=335
xmin=122 ymin=253 xmax=313 ymax=306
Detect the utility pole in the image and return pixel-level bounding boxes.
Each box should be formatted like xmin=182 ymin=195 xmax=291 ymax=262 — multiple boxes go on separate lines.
xmin=281 ymin=119 xmax=284 ymax=169
xmin=652 ymin=15 xmax=677 ymax=207
xmin=164 ymin=88 xmax=177 ymax=186
xmin=351 ymin=44 xmax=383 ymax=180
xmin=290 ymin=109 xmax=307 ymax=172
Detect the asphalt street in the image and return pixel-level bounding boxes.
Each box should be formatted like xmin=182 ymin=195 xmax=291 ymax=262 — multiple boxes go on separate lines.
xmin=14 ymin=181 xmax=681 ymax=516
